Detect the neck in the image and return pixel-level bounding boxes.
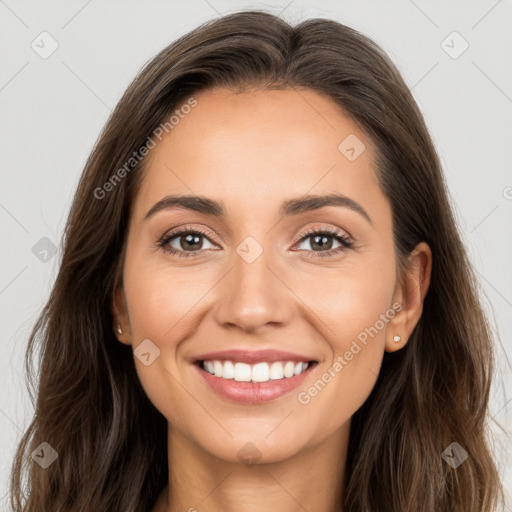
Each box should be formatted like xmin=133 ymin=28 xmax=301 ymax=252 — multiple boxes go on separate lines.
xmin=154 ymin=422 xmax=350 ymax=512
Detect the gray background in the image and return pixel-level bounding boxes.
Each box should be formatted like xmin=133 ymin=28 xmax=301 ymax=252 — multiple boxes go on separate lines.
xmin=1 ymin=0 xmax=511 ymax=509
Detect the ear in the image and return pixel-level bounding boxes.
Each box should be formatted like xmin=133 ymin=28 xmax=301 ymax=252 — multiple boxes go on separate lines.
xmin=385 ymin=242 xmax=432 ymax=352
xmin=112 ymin=286 xmax=132 ymax=346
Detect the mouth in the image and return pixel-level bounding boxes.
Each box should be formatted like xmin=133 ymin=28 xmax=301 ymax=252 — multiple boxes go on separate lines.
xmin=192 ymin=359 xmax=319 ymax=403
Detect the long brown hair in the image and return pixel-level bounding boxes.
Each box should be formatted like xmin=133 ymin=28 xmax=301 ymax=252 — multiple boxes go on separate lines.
xmin=10 ymin=10 xmax=504 ymax=511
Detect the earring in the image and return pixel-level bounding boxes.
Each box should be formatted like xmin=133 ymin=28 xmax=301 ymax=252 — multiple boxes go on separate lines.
xmin=117 ymin=325 xmax=123 ymax=335
xmin=393 ymin=335 xmax=401 ymax=343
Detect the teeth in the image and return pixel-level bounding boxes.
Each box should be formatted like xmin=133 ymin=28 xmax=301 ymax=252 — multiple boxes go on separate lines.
xmin=251 ymin=362 xmax=269 ymax=382
xmin=284 ymin=361 xmax=295 ymax=378
xmin=269 ymin=362 xmax=284 ymax=380
xmin=222 ymin=360 xmax=234 ymax=379
xmin=201 ymin=360 xmax=310 ymax=382
xmin=234 ymin=362 xmax=252 ymax=382
xmin=293 ymin=362 xmax=304 ymax=375
xmin=213 ymin=360 xmax=223 ymax=377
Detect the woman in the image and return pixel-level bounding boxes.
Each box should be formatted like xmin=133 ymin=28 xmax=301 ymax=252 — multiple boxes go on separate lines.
xmin=10 ymin=9 xmax=504 ymax=512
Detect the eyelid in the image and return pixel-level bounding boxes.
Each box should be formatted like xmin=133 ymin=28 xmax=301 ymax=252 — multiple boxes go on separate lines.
xmin=294 ymin=224 xmax=353 ymax=244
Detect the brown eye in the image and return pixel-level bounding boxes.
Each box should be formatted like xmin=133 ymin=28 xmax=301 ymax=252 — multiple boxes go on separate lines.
xmin=295 ymin=228 xmax=353 ymax=257
xmin=174 ymin=233 xmax=205 ymax=251
xmin=304 ymin=233 xmax=335 ymax=251
xmin=158 ymin=228 xmax=217 ymax=257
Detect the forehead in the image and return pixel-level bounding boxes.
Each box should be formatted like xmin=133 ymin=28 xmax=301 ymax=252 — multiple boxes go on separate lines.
xmin=134 ymin=86 xmax=383 ymax=219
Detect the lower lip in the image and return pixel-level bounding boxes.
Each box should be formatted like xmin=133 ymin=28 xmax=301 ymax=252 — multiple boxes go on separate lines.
xmin=194 ymin=362 xmax=318 ymax=404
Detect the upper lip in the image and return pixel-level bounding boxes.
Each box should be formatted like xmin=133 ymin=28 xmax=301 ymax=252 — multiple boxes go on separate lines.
xmin=192 ymin=349 xmax=318 ymax=365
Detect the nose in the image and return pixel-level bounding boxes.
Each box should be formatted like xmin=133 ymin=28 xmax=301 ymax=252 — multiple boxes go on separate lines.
xmin=213 ymin=248 xmax=294 ymax=333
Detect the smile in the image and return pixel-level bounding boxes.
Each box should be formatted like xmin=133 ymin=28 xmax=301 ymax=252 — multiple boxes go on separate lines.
xmin=193 ymin=359 xmax=318 ymax=403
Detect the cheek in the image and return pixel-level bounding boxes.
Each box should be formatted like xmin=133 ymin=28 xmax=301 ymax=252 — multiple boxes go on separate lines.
xmin=288 ymin=256 xmax=396 ymax=412
xmin=291 ymin=252 xmax=396 ymax=346
xmin=123 ymin=255 xmax=213 ymax=342
xmin=122 ymin=255 xmax=213 ymax=423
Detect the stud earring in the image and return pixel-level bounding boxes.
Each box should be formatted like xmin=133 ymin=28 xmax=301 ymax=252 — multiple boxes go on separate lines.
xmin=393 ymin=335 xmax=401 ymax=343
xmin=117 ymin=325 xmax=123 ymax=335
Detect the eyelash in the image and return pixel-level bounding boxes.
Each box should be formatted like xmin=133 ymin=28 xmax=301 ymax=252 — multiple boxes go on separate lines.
xmin=156 ymin=225 xmax=354 ymax=259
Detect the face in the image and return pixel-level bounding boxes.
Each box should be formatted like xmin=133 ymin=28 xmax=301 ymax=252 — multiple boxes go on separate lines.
xmin=114 ymin=86 xmax=410 ymax=465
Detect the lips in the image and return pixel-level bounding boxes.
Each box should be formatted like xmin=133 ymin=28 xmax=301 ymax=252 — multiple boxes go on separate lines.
xmin=192 ymin=348 xmax=318 ymax=365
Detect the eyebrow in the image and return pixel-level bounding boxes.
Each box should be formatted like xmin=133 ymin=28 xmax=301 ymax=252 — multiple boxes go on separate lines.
xmin=144 ymin=193 xmax=372 ymax=225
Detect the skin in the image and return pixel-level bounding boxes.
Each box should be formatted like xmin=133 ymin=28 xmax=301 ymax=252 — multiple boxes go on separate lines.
xmin=113 ymin=86 xmax=432 ymax=512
